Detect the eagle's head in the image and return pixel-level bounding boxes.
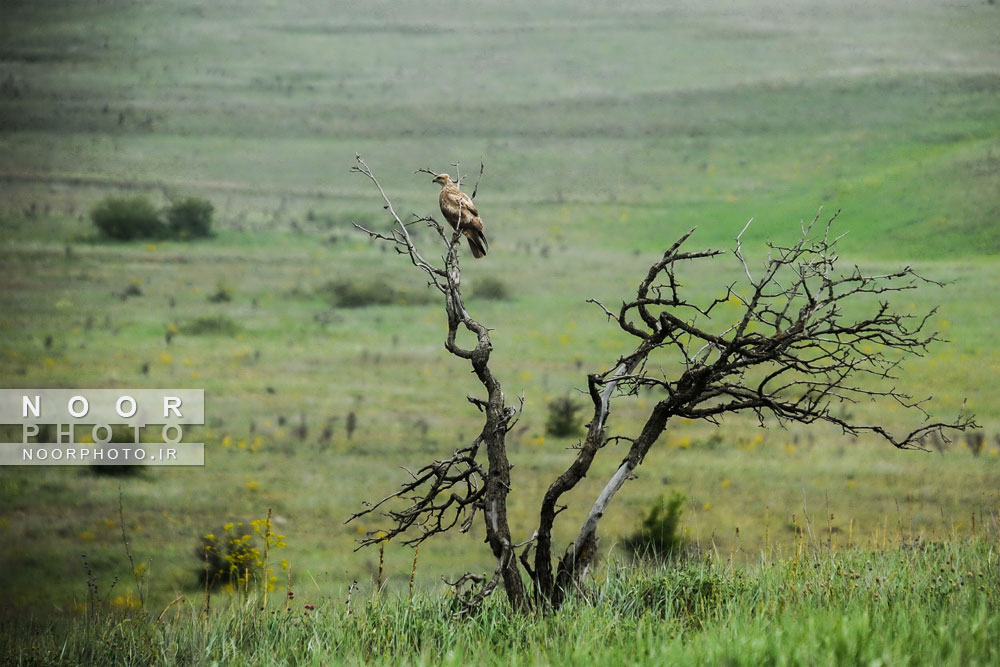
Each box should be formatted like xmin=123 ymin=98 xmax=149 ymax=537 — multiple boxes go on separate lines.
xmin=432 ymin=173 xmax=452 ymax=186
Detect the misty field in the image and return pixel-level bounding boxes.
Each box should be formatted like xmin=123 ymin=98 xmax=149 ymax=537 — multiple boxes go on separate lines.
xmin=0 ymin=0 xmax=998 ymax=664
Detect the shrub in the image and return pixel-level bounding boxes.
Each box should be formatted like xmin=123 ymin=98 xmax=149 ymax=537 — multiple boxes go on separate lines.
xmin=90 ymin=196 xmax=167 ymax=240
xmin=318 ymin=279 xmax=432 ymax=308
xmin=967 ymin=431 xmax=984 ymax=457
xmin=471 ymin=276 xmax=511 ymax=301
xmin=87 ymin=424 xmax=145 ymax=477
xmin=121 ymin=282 xmax=143 ymax=298
xmin=207 ymin=281 xmax=233 ymax=303
xmin=179 ymin=315 xmax=241 ymax=336
xmin=196 ymin=514 xmax=288 ymax=591
xmin=545 ymin=395 xmax=584 ymax=438
xmin=623 ymin=492 xmax=688 ymax=561
xmin=166 ymin=197 xmax=214 ymax=238
xmin=197 ymin=523 xmax=257 ymax=589
xmin=90 ymin=194 xmax=215 ymax=241
xmin=324 ymin=279 xmax=394 ymax=307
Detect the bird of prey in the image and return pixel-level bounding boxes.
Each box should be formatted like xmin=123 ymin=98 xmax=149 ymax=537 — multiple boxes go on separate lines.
xmin=433 ymin=173 xmax=488 ymax=258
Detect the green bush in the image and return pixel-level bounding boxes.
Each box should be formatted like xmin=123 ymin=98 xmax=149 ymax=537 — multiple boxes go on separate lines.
xmin=471 ymin=276 xmax=511 ymax=301
xmin=90 ymin=196 xmax=167 ymax=240
xmin=324 ymin=279 xmax=395 ymax=307
xmin=624 ymin=492 xmax=688 ymax=561
xmin=90 ymin=194 xmax=215 ymax=241
xmin=196 ymin=523 xmax=257 ymax=589
xmin=207 ymin=281 xmax=233 ymax=303
xmin=179 ymin=315 xmax=241 ymax=336
xmin=28 ymin=425 xmax=141 ymax=477
xmin=87 ymin=424 xmax=146 ymax=477
xmin=545 ymin=395 xmax=584 ymax=437
xmin=166 ymin=197 xmax=214 ymax=238
xmin=318 ymin=279 xmax=432 ymax=308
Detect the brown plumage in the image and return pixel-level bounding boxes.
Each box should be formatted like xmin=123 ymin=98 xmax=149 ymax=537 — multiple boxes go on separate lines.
xmin=433 ymin=173 xmax=488 ymax=258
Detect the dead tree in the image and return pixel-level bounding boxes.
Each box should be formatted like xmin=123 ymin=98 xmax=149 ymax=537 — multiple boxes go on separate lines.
xmin=345 ymin=156 xmax=975 ymax=614
xmin=347 ymin=156 xmax=526 ymax=611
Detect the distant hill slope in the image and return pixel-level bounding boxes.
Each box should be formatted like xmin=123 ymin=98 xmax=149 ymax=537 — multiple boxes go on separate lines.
xmin=0 ymin=0 xmax=996 ymax=259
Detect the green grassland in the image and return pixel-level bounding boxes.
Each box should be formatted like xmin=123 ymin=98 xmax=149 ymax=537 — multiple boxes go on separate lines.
xmin=1 ymin=0 xmax=999 ymax=661
xmin=3 ymin=541 xmax=998 ymax=666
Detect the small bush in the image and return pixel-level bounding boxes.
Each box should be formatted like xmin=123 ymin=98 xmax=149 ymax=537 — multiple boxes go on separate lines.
xmin=471 ymin=276 xmax=511 ymax=301
xmin=196 ymin=514 xmax=288 ymax=591
xmin=179 ymin=315 xmax=241 ymax=336
xmin=121 ymin=281 xmax=143 ymax=298
xmin=90 ymin=194 xmax=215 ymax=241
xmin=966 ymin=432 xmax=985 ymax=457
xmin=90 ymin=196 xmax=167 ymax=240
xmin=18 ymin=423 xmax=137 ymax=476
xmin=207 ymin=282 xmax=233 ymax=303
xmin=197 ymin=523 xmax=257 ymax=589
xmin=324 ymin=279 xmax=394 ymax=307
xmin=545 ymin=395 xmax=584 ymax=438
xmin=87 ymin=424 xmax=146 ymax=477
xmin=318 ymin=279 xmax=432 ymax=308
xmin=166 ymin=197 xmax=214 ymax=238
xmin=624 ymin=492 xmax=688 ymax=561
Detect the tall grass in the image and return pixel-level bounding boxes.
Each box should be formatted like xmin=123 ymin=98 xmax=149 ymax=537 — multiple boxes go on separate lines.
xmin=3 ymin=539 xmax=995 ymax=666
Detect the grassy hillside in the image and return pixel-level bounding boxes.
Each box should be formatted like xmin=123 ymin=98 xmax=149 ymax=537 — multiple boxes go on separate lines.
xmin=0 ymin=0 xmax=997 ymax=647
xmin=1 ymin=0 xmax=997 ymax=255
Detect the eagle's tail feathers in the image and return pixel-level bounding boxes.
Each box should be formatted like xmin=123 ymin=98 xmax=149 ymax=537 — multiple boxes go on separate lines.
xmin=466 ymin=228 xmax=488 ymax=259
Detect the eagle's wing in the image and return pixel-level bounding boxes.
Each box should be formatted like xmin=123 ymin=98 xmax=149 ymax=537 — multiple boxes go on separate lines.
xmin=439 ymin=185 xmax=488 ymax=258
xmin=454 ymin=190 xmax=479 ymax=219
xmin=441 ymin=189 xmax=479 ymax=225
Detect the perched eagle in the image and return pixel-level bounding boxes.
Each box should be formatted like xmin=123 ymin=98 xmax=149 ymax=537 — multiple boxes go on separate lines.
xmin=433 ymin=173 xmax=488 ymax=258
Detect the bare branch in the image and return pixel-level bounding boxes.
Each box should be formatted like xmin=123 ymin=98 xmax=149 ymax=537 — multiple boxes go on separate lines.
xmin=470 ymin=160 xmax=485 ymax=200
